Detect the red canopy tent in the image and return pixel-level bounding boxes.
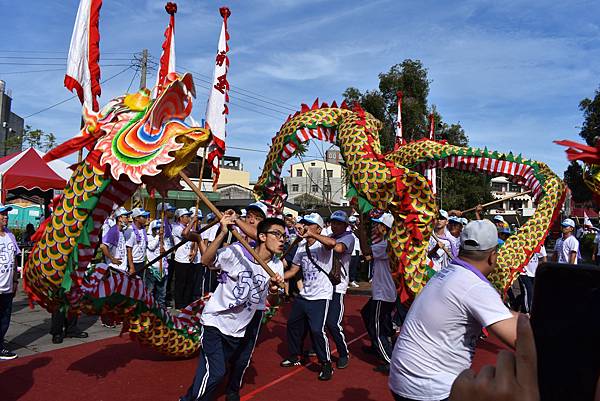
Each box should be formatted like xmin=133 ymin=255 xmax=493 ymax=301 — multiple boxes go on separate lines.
xmin=0 ymin=148 xmax=67 ymax=202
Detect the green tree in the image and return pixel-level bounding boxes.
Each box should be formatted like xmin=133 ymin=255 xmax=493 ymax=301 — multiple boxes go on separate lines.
xmin=5 ymin=125 xmax=57 ymax=153
xmin=343 ymin=59 xmax=430 ymax=151
xmin=563 ymin=161 xmax=593 ymax=202
xmin=342 ymin=60 xmax=492 ymax=211
xmin=579 ymin=87 xmax=600 ymax=146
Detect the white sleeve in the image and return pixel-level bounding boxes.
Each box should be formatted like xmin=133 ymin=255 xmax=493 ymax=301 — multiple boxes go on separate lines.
xmin=464 ymin=283 xmax=513 ymax=328
xmin=567 ymin=238 xmax=579 ymax=254
xmin=372 ymin=241 xmax=388 ymax=260
xmin=125 ymin=232 xmax=136 ymax=248
xmin=214 ymin=246 xmax=241 ymax=274
xmin=539 ymin=245 xmax=547 ymax=258
xmin=147 ymin=235 xmax=160 ymax=252
xmin=172 ymin=226 xmax=183 ymax=244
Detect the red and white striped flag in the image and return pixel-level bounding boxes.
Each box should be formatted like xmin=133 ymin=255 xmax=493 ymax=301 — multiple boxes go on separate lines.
xmin=154 ymin=2 xmax=177 ymax=97
xmin=205 ymin=7 xmax=231 ymax=189
xmin=425 ymin=113 xmax=437 ymax=194
xmin=64 ymin=0 xmax=102 ymax=112
xmin=394 ymin=91 xmax=404 ymax=149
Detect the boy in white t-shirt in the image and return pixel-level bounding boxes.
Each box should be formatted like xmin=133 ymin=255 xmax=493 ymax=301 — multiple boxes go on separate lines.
xmin=281 ymin=213 xmax=335 ymax=381
xmin=389 ymin=220 xmax=517 ymax=401
xmin=178 ymin=216 xmax=284 ymax=401
xmin=126 ymin=207 xmax=150 ymax=278
xmin=0 ymin=204 xmax=20 ymax=361
xmin=518 ymin=245 xmax=546 ymax=313
xmin=145 ymin=220 xmax=168 ymax=307
xmin=172 ymin=208 xmax=194 ymax=309
xmin=360 ymin=213 xmax=397 ymax=373
xmin=553 ymin=218 xmax=579 ymax=265
xmin=427 ymin=210 xmax=453 ymax=271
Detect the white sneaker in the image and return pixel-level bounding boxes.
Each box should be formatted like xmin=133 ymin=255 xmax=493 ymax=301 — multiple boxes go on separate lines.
xmin=350 ymin=281 xmax=359 ymax=288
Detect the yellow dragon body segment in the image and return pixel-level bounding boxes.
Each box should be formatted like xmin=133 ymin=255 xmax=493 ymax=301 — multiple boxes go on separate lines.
xmin=24 ymin=73 xmax=211 ymax=357
xmin=254 ymin=102 xmax=566 ymax=303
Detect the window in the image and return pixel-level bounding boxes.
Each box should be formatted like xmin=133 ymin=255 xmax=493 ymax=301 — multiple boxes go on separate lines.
xmin=509 ymin=184 xmax=521 ymax=192
xmin=311 ymin=184 xmax=319 ymax=192
xmin=311 ymin=162 xmax=316 ymax=166
xmin=296 ymin=169 xmax=303 ymax=177
xmin=491 ymin=183 xmax=504 ymax=192
xmin=324 ymin=184 xmax=331 ymax=193
xmin=509 ymin=200 xmax=522 ymax=210
xmin=291 ymin=184 xmax=299 ymax=192
xmin=327 ymin=170 xmax=333 ymax=178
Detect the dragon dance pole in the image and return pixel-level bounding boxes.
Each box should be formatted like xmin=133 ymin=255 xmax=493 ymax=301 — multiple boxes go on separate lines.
xmin=461 ymin=190 xmax=532 ymax=214
xmin=179 ymin=171 xmax=282 ymax=285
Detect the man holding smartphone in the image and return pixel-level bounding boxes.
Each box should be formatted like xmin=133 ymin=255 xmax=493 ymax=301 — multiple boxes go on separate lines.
xmin=389 ymin=220 xmax=517 ymax=401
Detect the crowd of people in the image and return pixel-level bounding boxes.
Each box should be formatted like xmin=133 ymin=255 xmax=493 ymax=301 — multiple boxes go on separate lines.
xmin=0 ymin=195 xmax=593 ymax=401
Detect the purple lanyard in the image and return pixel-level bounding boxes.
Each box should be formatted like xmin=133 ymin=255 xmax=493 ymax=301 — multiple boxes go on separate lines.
xmin=132 ymin=224 xmax=147 ymax=244
xmin=451 ymin=257 xmax=489 ymax=283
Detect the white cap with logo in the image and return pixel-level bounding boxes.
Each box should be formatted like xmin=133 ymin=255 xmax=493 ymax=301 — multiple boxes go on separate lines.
xmin=561 ymin=218 xmax=575 ymax=228
xmin=114 ymin=207 xmax=131 ymax=218
xmin=175 ymin=208 xmax=192 ymax=219
xmin=372 ymin=213 xmax=394 ymax=229
xmin=460 ymin=220 xmax=498 ymax=251
xmin=131 ymin=207 xmax=150 ymax=218
xmin=300 ymin=213 xmax=325 ymax=228
xmin=247 ymin=202 xmax=268 ymax=218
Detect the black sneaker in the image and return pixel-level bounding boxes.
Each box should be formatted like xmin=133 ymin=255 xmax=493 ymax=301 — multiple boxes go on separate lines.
xmin=0 ymin=348 xmax=17 ymax=360
xmin=52 ymin=334 xmax=63 ymax=344
xmin=373 ymin=363 xmax=390 ymax=374
xmin=65 ymin=331 xmax=88 ymax=339
xmin=225 ymin=392 xmax=240 ymax=401
xmin=336 ymin=355 xmax=349 ymax=369
xmin=280 ymin=357 xmax=302 ymax=367
xmin=318 ymin=362 xmax=333 ymax=381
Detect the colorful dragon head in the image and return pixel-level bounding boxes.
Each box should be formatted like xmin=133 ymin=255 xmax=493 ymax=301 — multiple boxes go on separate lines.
xmin=84 ymin=72 xmax=210 ymax=186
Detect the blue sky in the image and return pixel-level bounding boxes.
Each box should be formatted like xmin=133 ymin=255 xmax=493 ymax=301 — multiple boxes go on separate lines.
xmin=2 ymin=0 xmax=599 ymax=181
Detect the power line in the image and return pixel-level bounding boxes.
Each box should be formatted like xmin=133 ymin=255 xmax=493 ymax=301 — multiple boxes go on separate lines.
xmin=0 ymin=68 xmax=64 ymax=75
xmin=24 ymin=66 xmax=133 ymax=119
xmin=0 ymin=62 xmax=131 ymax=66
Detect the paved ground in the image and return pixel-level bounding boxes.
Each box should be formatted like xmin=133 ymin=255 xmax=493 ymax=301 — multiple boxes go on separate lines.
xmin=3 ymin=281 xmax=373 ymax=358
xmin=3 ymin=288 xmax=121 ymax=358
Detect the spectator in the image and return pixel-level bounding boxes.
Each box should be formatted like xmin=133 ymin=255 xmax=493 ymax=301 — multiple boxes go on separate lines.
xmin=553 ymin=218 xmax=579 ymax=264
xmin=360 ymin=212 xmax=396 ymax=373
xmin=519 ymin=245 xmax=546 ymax=314
xmin=281 ymin=213 xmax=335 ymax=381
xmin=126 ymin=208 xmax=150 ymax=278
xmin=389 ymin=220 xmax=517 ymax=401
xmin=0 ymin=204 xmax=20 ymax=360
xmin=493 ymin=215 xmax=506 ymax=230
xmin=348 ymin=214 xmax=361 ymax=288
xmin=146 ymin=220 xmax=168 ymax=308
xmin=23 ymin=223 xmax=36 ymax=246
xmin=172 ymin=208 xmax=194 ymax=309
xmin=592 ymin=228 xmax=600 ymax=266
xmin=428 ymin=210 xmax=454 ymax=270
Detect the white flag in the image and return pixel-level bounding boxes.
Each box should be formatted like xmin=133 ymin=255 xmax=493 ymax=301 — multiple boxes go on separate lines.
xmin=64 ymin=0 xmax=102 ymax=111
xmin=205 ymin=7 xmax=231 ymax=188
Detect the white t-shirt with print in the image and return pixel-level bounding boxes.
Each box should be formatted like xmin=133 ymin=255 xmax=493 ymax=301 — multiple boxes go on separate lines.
xmin=554 ymin=235 xmax=579 ymax=264
xmin=200 ymin=245 xmax=283 ymax=337
xmin=371 ymin=240 xmax=397 ymax=302
xmin=125 ymin=225 xmax=148 ymax=264
xmin=292 ymin=240 xmax=333 ymax=301
xmin=524 ymin=245 xmax=546 ymax=277
xmin=389 ymin=262 xmax=513 ymax=401
xmin=201 ymin=224 xmax=220 ymax=243
xmin=427 ymin=235 xmax=452 ymax=272
xmin=0 ymin=234 xmax=19 ymax=294
xmin=104 ymin=230 xmax=129 ymax=273
xmin=146 ymin=233 xmax=168 ymax=276
xmin=332 ymin=232 xmax=355 ymax=294
xmin=172 ymin=224 xmax=193 ymax=264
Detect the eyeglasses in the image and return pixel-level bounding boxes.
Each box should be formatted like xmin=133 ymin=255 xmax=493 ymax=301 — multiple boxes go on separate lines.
xmin=266 ymin=231 xmax=288 ymax=241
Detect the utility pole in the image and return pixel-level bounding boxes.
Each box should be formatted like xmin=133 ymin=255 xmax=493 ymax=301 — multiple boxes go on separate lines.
xmin=139 ymin=49 xmax=148 ymax=89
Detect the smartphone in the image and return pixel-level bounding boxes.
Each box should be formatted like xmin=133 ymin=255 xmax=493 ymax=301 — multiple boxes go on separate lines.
xmin=531 ymin=263 xmax=600 ymax=401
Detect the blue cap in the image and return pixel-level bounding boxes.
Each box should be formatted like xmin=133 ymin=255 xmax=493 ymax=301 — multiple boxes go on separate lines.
xmin=0 ymin=203 xmax=13 ymax=213
xmin=329 ymin=210 xmax=349 ymax=224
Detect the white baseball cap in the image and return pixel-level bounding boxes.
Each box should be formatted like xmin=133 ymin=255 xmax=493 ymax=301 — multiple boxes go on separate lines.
xmin=157 ymin=202 xmax=176 ymax=212
xmin=460 ymin=220 xmax=498 ymax=251
xmin=448 ymin=216 xmax=462 ymax=224
xmin=348 ymin=215 xmax=358 ymax=224
xmin=174 ymin=208 xmax=192 ymax=219
xmin=114 ymin=207 xmax=131 ymax=218
xmin=131 ymin=207 xmax=150 ymax=218
xmin=247 ymin=202 xmax=268 ymax=218
xmin=460 ymin=217 xmax=468 ymax=226
xmin=300 ymin=213 xmax=325 ymax=228
xmin=372 ymin=213 xmax=394 ymax=229
xmin=439 ymin=209 xmax=449 ymax=220
xmin=493 ymin=215 xmax=505 ymax=222
xmin=561 ymin=218 xmax=575 ymax=228
xmin=189 ymin=206 xmax=203 ymax=218
xmin=149 ymin=219 xmax=162 ymax=231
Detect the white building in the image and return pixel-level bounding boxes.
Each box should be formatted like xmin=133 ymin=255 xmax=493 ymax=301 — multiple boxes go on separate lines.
xmin=489 ymin=176 xmax=535 ymax=219
xmin=283 ymin=151 xmax=349 ymax=207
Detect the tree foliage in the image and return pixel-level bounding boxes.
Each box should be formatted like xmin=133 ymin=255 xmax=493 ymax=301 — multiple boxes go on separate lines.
xmin=563 ymin=161 xmax=593 ymax=202
xmin=342 ymin=59 xmax=492 ymax=211
xmin=579 ymin=87 xmax=600 ymax=146
xmin=5 ymin=125 xmax=57 ymax=153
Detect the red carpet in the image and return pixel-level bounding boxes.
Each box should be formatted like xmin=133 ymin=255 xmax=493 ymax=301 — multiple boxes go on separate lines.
xmin=0 ymin=295 xmax=507 ymax=401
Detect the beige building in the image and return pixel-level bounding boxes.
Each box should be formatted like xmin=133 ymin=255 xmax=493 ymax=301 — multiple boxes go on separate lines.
xmin=489 ymin=176 xmax=535 ymax=219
